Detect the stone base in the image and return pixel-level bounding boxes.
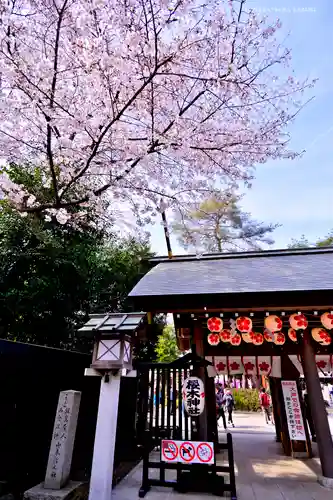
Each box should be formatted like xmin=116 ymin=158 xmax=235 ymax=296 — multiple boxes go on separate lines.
xmin=24 ymin=481 xmax=86 ymax=500
xmin=318 ymin=475 xmax=333 ymax=489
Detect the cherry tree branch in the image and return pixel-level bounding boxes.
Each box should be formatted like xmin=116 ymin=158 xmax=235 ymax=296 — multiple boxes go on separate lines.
xmin=59 ymin=55 xmax=173 ymax=201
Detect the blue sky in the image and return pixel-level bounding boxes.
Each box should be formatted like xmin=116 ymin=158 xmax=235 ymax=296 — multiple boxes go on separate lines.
xmin=150 ymin=0 xmax=333 ymax=255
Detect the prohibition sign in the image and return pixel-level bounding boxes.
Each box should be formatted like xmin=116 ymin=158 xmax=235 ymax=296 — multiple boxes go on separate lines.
xmin=179 ymin=442 xmax=195 ymax=462
xmin=162 ymin=440 xmax=178 ymax=461
xmin=196 ymin=442 xmax=213 ymax=463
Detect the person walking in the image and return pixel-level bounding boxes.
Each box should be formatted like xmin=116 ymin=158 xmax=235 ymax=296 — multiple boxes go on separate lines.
xmin=259 ymin=388 xmax=271 ymax=424
xmin=223 ymin=390 xmax=235 ymax=428
xmin=216 ymin=385 xmax=227 ymax=430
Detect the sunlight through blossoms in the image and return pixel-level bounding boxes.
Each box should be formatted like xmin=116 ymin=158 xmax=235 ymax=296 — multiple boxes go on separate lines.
xmin=0 ymin=0 xmax=315 ymax=225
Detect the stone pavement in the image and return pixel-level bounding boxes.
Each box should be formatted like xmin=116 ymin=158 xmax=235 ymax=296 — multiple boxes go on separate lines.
xmin=112 ymin=412 xmax=333 ymax=500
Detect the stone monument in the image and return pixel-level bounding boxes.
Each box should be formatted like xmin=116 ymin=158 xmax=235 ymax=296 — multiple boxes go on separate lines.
xmin=24 ymin=390 xmax=84 ymax=500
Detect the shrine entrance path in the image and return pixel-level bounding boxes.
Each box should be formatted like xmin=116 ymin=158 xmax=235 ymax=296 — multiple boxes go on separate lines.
xmin=112 ymin=412 xmax=333 ymax=500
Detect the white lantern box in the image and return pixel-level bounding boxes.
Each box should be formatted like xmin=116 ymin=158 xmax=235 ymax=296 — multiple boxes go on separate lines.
xmin=78 ymin=312 xmax=146 ymax=373
xmin=91 ymin=332 xmax=133 ymax=371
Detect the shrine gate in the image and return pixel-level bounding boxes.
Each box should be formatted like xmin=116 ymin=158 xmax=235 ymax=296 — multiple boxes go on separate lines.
xmin=129 ymin=247 xmax=333 ymax=485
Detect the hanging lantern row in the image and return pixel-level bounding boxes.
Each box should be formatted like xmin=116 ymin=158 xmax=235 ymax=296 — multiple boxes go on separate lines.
xmin=206 ymin=312 xmax=333 ymax=334
xmin=207 ymin=328 xmax=332 ymax=347
xmin=207 ymin=314 xmax=309 ymax=333
xmin=207 ymin=330 xmax=287 ymax=346
xmin=206 ymin=312 xmax=333 ymax=347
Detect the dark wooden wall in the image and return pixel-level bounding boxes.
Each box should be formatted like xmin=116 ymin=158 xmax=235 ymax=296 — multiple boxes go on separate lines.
xmin=0 ymin=339 xmax=138 ymax=497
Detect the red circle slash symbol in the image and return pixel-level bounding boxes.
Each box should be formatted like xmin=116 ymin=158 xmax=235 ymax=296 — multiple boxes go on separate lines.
xmin=162 ymin=440 xmax=178 ymax=461
xmin=179 ymin=442 xmax=195 ymax=462
xmin=196 ymin=442 xmax=214 ymax=463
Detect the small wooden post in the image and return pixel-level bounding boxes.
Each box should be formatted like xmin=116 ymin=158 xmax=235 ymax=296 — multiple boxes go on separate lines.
xmin=301 ymin=329 xmax=333 ymax=479
xmin=269 ymin=378 xmax=282 ymax=443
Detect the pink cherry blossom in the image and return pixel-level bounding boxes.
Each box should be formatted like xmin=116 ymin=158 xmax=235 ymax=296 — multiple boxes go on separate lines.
xmin=0 ymin=0 xmax=314 ymax=225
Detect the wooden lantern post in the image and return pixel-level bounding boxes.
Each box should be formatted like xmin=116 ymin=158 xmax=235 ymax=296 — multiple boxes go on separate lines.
xmin=78 ymin=312 xmax=146 ymax=500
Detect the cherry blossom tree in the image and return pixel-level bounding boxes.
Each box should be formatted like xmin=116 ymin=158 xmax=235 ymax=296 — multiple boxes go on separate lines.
xmin=0 ymin=0 xmax=314 ymax=225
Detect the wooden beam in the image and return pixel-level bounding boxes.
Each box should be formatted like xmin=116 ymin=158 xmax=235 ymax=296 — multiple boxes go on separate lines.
xmin=130 ymin=289 xmax=333 ymax=312
xmin=164 ymin=305 xmax=333 ymax=314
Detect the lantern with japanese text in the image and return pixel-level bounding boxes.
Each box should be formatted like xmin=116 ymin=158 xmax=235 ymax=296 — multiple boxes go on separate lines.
xmin=289 ymin=313 xmax=308 ymax=330
xmin=274 ymin=332 xmax=286 ymax=345
xmin=220 ymin=329 xmax=231 ymax=343
xmin=264 ymin=315 xmax=283 ymax=332
xmin=207 ymin=333 xmax=220 ymax=345
xmin=182 ymin=377 xmax=205 ymax=417
xmin=207 ymin=317 xmax=223 ymax=332
xmin=288 ymin=328 xmax=297 ymax=342
xmin=321 ymin=312 xmax=333 ymax=330
xmin=236 ymin=316 xmax=252 ymax=333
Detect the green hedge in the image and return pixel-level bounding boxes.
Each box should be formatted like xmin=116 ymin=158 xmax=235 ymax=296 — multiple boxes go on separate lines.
xmin=231 ymin=389 xmax=261 ymax=412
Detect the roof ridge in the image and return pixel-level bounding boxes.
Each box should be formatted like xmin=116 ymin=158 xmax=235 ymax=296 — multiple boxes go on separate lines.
xmin=149 ymin=246 xmax=333 ymax=263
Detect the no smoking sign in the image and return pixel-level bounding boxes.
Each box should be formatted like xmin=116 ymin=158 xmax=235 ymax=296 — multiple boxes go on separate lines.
xmin=162 ymin=440 xmax=178 ymax=461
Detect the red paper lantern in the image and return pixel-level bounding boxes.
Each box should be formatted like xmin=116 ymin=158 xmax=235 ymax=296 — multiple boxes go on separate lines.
xmin=288 ymin=328 xmax=297 ymax=342
xmin=312 ymin=328 xmax=327 ymax=342
xmin=289 ymin=313 xmax=308 ymax=330
xmin=207 ymin=333 xmax=220 ymax=345
xmin=220 ymin=329 xmax=231 ymax=343
xmin=321 ymin=312 xmax=333 ymax=330
xmin=242 ymin=333 xmax=252 ymax=343
xmin=264 ymin=315 xmax=282 ymax=332
xmin=207 ymin=317 xmax=223 ymax=332
xmin=252 ymin=333 xmax=264 ymax=345
xmin=274 ymin=332 xmax=286 ymax=345
xmin=263 ymin=329 xmax=274 ymax=343
xmin=236 ymin=316 xmax=252 ymax=333
xmin=320 ymin=334 xmax=331 ymax=346
xmin=230 ymin=333 xmax=242 ymax=346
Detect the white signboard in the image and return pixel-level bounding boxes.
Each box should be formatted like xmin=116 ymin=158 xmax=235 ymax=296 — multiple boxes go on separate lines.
xmin=182 ymin=377 xmax=205 ymax=417
xmin=281 ymin=380 xmax=306 ymax=441
xmin=161 ymin=440 xmax=214 ymax=465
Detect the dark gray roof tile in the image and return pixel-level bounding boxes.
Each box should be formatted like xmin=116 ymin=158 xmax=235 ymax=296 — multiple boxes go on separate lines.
xmin=129 ymin=249 xmax=333 ymax=297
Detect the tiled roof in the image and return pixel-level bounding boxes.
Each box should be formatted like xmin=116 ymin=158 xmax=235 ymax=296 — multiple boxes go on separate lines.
xmin=129 ymin=247 xmax=333 ymax=297
xmin=78 ymin=312 xmax=146 ymax=336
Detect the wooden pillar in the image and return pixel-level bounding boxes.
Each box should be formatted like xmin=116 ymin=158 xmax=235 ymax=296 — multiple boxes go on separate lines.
xmin=301 ymin=329 xmax=333 ymax=478
xmin=269 ymin=378 xmax=281 ymax=443
xmin=193 ymin=325 xmax=209 ymax=441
